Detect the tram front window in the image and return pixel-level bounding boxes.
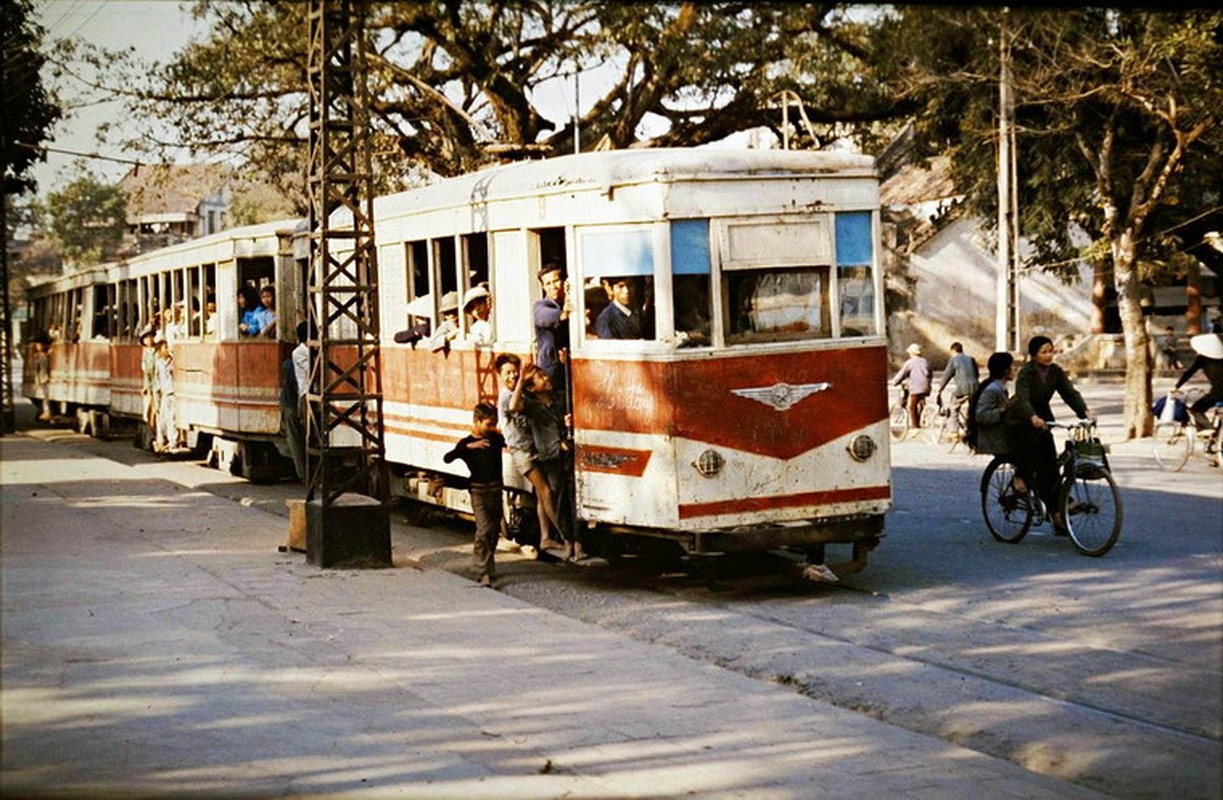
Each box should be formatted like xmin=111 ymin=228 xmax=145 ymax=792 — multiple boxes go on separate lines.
xmin=726 ymin=267 xmax=831 ymax=342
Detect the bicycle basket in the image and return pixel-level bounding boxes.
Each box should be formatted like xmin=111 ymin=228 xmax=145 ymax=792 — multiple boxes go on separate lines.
xmin=1075 ymin=437 xmax=1109 ymax=478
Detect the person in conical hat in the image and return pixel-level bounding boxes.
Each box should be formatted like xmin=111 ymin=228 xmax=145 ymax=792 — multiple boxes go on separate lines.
xmin=1175 ymin=333 xmax=1223 ymax=430
xmin=463 ymin=285 xmax=493 ymax=344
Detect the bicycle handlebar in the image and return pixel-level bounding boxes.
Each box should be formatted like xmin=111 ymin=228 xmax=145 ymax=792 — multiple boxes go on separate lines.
xmin=1045 ymin=419 xmax=1098 ymax=433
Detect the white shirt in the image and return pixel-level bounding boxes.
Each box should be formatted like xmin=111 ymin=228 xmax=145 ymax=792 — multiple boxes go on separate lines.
xmin=292 ymin=342 xmax=310 ymax=400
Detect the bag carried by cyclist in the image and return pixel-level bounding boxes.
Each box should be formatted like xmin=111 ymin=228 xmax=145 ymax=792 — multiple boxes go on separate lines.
xmin=1152 ymin=393 xmax=1188 ymax=424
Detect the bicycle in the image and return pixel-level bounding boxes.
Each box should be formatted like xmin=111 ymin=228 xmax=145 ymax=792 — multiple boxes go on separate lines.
xmin=1152 ymin=387 xmax=1222 ymax=471
xmin=889 ymin=387 xmax=932 ymax=442
xmin=889 ymin=387 xmax=911 ymax=441
xmin=980 ymin=420 xmax=1123 ymax=557
xmin=929 ymin=393 xmax=970 ymax=451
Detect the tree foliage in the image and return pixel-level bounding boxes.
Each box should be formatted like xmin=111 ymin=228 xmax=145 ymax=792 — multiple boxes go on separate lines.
xmin=1 ymin=0 xmax=63 ymax=195
xmin=874 ymin=8 xmax=1223 ymax=437
xmin=46 ymin=172 xmax=127 ymax=268
xmin=83 ymin=2 xmax=909 ymax=209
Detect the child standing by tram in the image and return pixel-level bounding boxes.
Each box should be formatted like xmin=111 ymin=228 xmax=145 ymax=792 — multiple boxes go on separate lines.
xmin=444 ymin=403 xmax=507 ymax=587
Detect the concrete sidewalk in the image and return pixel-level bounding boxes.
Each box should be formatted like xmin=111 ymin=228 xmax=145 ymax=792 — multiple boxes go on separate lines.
xmin=1 ymin=433 xmax=1103 ymax=799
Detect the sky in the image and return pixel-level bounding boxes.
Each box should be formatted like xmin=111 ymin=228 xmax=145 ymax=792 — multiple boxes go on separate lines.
xmin=31 ymin=1 xmax=204 ymax=195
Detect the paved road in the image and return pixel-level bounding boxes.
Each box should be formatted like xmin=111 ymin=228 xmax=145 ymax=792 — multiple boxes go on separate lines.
xmin=3 ymin=379 xmax=1220 ymax=798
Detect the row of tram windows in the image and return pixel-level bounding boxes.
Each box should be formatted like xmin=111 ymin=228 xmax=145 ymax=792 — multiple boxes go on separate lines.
xmin=399 ymin=212 xmax=878 ymax=348
xmin=29 ymin=260 xmax=278 ymax=344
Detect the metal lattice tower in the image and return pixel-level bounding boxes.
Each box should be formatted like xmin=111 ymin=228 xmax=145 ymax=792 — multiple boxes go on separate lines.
xmin=304 ymin=0 xmax=391 ymax=566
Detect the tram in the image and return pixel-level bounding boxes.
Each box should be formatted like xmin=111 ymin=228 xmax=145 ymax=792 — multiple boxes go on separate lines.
xmin=24 ymin=148 xmax=891 ymax=570
xmin=372 ymin=149 xmax=891 ymax=569
xmin=24 ymin=220 xmax=304 ymax=478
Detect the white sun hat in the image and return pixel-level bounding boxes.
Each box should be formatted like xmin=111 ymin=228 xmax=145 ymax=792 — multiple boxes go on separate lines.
xmin=1189 ymin=333 xmax=1223 ymax=360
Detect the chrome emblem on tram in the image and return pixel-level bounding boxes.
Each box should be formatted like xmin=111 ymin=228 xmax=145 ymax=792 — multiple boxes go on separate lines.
xmin=731 ymin=381 xmax=831 ymax=411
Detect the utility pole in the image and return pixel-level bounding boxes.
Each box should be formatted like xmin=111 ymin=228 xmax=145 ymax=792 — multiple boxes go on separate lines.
xmin=304 ymin=0 xmax=391 ymax=568
xmin=996 ymin=15 xmax=1021 ymax=353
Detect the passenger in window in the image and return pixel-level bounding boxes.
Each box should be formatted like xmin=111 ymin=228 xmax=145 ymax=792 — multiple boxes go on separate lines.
xmin=203 ymin=295 xmax=218 ymax=338
xmin=426 ymin=291 xmax=460 ymax=352
xmin=583 ymin=281 xmax=610 ymax=338
xmin=238 ymin=286 xmax=263 ymax=336
xmin=463 ymin=285 xmax=494 ymax=344
xmin=166 ymin=303 xmax=188 ymax=344
xmin=595 ymin=276 xmax=651 ymax=340
xmin=257 ymin=286 xmax=277 ymax=338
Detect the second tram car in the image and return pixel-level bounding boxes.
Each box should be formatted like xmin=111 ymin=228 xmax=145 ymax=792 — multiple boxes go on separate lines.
xmin=24 ymin=220 xmax=303 ymax=478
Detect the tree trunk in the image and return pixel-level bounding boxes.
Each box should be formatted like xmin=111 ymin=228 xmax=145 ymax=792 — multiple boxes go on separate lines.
xmin=1091 ymin=261 xmax=1109 ymax=334
xmin=1112 ymin=231 xmax=1153 ymax=439
xmin=1185 ymin=261 xmax=1202 ymax=335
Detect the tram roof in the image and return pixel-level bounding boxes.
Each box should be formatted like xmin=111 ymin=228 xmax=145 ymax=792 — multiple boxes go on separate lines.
xmin=374 ymin=148 xmax=876 ymax=218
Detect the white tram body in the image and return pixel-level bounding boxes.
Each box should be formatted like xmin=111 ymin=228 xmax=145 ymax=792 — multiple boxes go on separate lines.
xmin=373 ymin=149 xmax=891 ymax=561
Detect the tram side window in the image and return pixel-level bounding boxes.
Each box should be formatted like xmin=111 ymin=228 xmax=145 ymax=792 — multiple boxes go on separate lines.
xmin=460 ymin=233 xmax=492 ymax=343
xmin=719 ymin=217 xmax=832 ymax=343
xmin=577 ymin=226 xmax=656 ymax=341
xmin=835 ymin=212 xmax=876 ymax=337
xmin=403 ymin=239 xmax=432 ymax=335
xmin=91 ymin=284 xmax=111 ymax=340
xmin=69 ymin=288 xmax=84 ymax=342
xmin=203 ymin=264 xmax=218 ymax=338
xmin=237 ymin=258 xmax=275 ymax=339
xmin=671 ymin=219 xmax=712 ymax=347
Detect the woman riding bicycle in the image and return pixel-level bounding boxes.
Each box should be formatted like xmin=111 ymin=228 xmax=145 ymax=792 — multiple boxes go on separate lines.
xmin=1173 ymin=333 xmax=1223 ymax=430
xmin=1008 ymin=336 xmax=1092 ymax=509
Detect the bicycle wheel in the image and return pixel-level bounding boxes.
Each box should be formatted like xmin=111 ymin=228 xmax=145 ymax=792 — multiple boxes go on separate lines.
xmin=919 ymin=402 xmax=941 ymax=444
xmin=1152 ymin=423 xmax=1192 ymax=471
xmin=981 ymin=458 xmax=1032 ymax=543
xmin=939 ymin=405 xmax=964 ymax=452
xmin=1059 ymin=467 xmax=1123 ymax=557
xmin=889 ymin=403 xmax=909 ymax=441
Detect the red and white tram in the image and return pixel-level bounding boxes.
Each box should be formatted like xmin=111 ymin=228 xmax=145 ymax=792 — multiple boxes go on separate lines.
xmin=372 ymin=149 xmax=890 ymax=568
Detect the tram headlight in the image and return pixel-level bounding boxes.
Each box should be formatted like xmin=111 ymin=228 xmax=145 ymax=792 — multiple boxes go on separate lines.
xmin=693 ymin=449 xmax=724 ymax=477
xmin=847 ymin=435 xmax=877 ymax=462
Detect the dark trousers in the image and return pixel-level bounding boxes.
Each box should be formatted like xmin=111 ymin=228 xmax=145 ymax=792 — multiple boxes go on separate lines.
xmin=1008 ymin=424 xmax=1058 ymax=504
xmin=470 ymin=483 xmax=503 ymax=580
xmin=282 ymin=401 xmax=306 ymax=480
xmin=907 ymin=392 xmax=928 ymax=428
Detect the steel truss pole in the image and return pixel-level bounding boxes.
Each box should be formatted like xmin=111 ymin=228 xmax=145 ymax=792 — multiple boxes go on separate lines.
xmin=304 ymin=0 xmax=391 ymax=568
